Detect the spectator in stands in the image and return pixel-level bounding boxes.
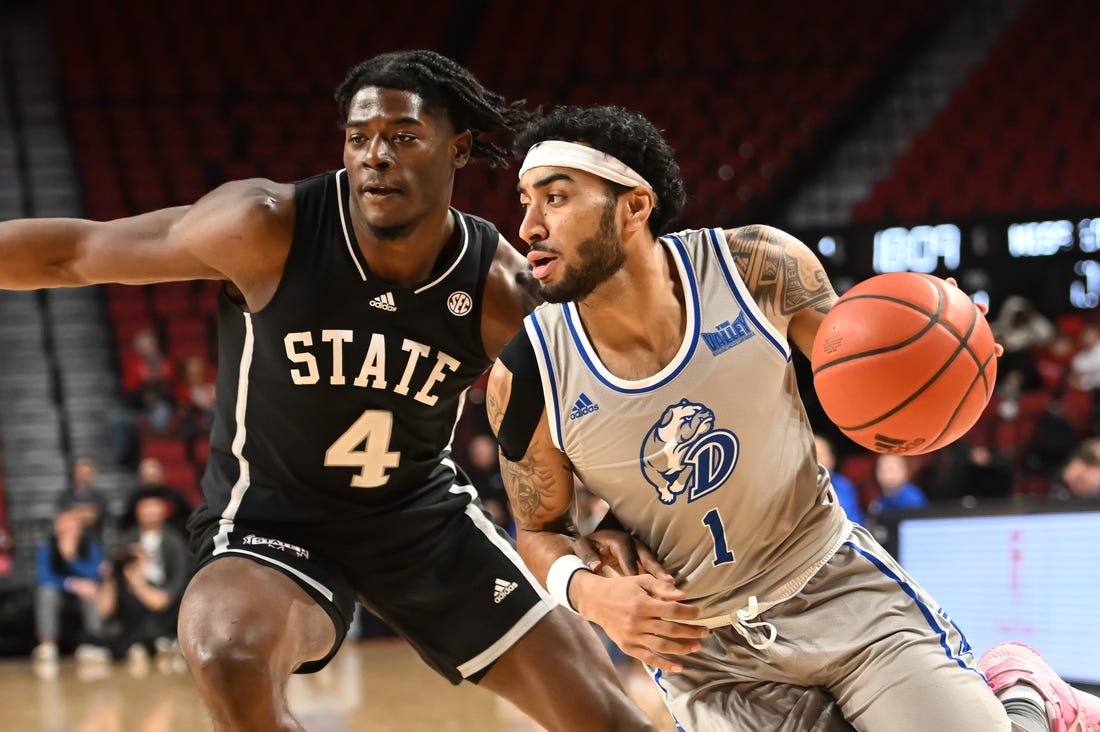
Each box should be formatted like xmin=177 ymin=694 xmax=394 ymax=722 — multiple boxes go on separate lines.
xmin=136 ymin=457 xmax=193 ymax=535
xmin=1069 ymin=322 xmax=1100 ymax=389
xmin=463 ymin=432 xmax=513 ymax=534
xmin=1049 ymin=437 xmax=1100 ymax=501
xmin=96 ymin=485 xmax=191 ymax=665
xmin=867 ymin=454 xmax=927 ymax=519
xmin=32 ymin=505 xmax=106 ymax=675
xmin=122 ymin=329 xmax=177 ymax=434
xmin=1020 ymin=400 xmax=1079 ymax=479
xmin=56 ymin=457 xmax=108 ymax=537
xmin=176 ymin=355 xmax=216 ymax=449
xmin=814 ymin=433 xmax=864 ymax=525
xmin=1033 ymin=327 xmax=1077 ymax=395
xmin=1068 ymin=322 xmax=1100 ymax=433
xmin=926 ymin=441 xmax=1012 ymax=502
xmin=991 ymin=295 xmax=1053 ymax=391
xmin=110 ymin=330 xmax=178 ymax=467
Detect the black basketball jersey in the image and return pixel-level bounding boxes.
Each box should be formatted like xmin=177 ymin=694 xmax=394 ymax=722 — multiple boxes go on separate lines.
xmin=194 ymin=169 xmax=499 ymax=548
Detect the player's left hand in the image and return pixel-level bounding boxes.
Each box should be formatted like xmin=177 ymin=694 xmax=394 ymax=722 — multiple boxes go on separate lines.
xmin=573 ymin=530 xmax=673 ymax=581
xmin=945 ymin=276 xmax=1005 ymax=357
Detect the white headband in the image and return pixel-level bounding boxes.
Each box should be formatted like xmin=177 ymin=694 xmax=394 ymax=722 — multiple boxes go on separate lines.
xmin=519 ymin=140 xmax=653 ymax=190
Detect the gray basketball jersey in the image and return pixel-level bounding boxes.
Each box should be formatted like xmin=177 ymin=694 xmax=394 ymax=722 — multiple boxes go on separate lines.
xmin=525 ymin=227 xmax=849 ymax=618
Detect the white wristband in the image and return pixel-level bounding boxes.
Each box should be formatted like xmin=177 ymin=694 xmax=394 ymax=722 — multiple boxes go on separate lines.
xmin=545 ymin=554 xmax=591 ymax=613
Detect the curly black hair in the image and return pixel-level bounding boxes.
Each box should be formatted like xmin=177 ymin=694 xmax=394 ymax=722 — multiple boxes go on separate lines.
xmin=514 ymin=105 xmax=686 ymax=235
xmin=335 ymin=50 xmax=534 ymax=168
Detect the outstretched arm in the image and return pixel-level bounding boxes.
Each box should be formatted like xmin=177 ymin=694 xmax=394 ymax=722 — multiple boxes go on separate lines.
xmin=0 ymin=179 xmax=294 ymax=311
xmin=486 ymin=357 xmax=706 ymax=672
xmin=480 ymin=235 xmax=542 ymax=360
xmin=725 ymin=224 xmax=837 ymax=357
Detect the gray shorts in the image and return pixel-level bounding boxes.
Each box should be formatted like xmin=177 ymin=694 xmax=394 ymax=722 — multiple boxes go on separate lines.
xmin=646 ymin=525 xmax=1012 ymax=732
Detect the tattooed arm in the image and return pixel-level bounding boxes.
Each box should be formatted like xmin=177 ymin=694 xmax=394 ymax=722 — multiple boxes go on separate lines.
xmin=486 ymin=358 xmax=706 ymax=672
xmin=485 ymin=358 xmax=584 ymax=576
xmin=725 ymin=225 xmax=838 ymax=357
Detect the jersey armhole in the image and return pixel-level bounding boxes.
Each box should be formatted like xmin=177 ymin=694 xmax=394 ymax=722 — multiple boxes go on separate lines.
xmin=496 ymin=332 xmax=546 ymax=462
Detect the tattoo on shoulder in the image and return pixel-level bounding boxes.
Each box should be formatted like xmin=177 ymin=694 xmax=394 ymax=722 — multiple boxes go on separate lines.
xmin=726 ymin=225 xmax=834 ymax=316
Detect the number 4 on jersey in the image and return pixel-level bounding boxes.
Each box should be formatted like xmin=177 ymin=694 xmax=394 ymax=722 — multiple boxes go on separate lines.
xmin=324 ymin=410 xmax=400 ymax=488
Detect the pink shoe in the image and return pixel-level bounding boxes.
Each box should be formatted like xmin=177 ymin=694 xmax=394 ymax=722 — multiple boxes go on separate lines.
xmin=978 ymin=642 xmax=1100 ymax=732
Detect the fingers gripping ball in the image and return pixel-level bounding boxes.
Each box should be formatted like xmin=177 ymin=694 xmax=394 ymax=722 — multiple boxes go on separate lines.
xmin=811 ymin=272 xmax=997 ymax=455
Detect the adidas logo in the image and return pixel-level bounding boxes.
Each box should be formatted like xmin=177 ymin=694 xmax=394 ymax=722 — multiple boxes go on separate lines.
xmin=369 ymin=292 xmax=397 ymax=312
xmin=569 ymin=393 xmax=599 ymax=420
xmin=493 ymin=578 xmax=518 ymax=604
xmin=872 ymin=434 xmax=925 ymax=454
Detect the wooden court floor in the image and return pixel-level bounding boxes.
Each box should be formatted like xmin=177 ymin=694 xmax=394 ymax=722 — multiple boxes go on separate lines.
xmin=0 ymin=638 xmax=677 ymax=731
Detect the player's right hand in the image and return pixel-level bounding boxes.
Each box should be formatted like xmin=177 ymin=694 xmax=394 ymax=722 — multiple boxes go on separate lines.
xmin=569 ymin=571 xmax=708 ymax=673
xmin=573 ymin=529 xmax=672 ymax=580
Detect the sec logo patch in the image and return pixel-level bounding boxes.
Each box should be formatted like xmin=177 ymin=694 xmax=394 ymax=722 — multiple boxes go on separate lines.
xmin=448 ymin=291 xmax=473 ymax=316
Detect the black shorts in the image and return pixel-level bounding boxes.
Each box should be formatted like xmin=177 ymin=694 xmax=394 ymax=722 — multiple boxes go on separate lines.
xmin=191 ymin=483 xmax=554 ymax=681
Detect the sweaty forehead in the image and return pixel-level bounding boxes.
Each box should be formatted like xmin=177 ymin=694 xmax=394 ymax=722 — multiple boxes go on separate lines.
xmin=346 ymin=86 xmax=435 ymax=126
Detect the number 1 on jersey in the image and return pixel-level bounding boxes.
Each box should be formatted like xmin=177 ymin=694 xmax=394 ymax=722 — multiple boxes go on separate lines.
xmin=702 ymin=508 xmax=735 ymax=566
xmin=324 ymin=410 xmax=400 ymax=488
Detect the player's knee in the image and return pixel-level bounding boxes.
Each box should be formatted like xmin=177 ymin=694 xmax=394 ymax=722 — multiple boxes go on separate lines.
xmin=183 ymin=629 xmax=275 ymax=686
xmin=179 ymin=608 xmax=283 ymax=691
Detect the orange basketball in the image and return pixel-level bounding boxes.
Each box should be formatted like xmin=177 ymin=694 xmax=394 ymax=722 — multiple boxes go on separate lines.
xmin=811 ymin=272 xmax=998 ymax=455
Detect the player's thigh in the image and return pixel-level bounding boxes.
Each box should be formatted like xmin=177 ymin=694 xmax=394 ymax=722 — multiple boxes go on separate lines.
xmin=351 ymin=500 xmax=557 ymax=684
xmin=839 ymin=644 xmax=1008 ymax=732
xmin=179 ymin=556 xmax=340 ymax=676
xmin=654 ymin=669 xmax=855 ymax=732
xmin=826 ymin=531 xmax=1010 ymax=731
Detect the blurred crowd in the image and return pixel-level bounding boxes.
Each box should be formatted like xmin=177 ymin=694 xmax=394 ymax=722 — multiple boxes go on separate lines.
xmin=29 ymin=457 xmax=192 ymax=679
xmin=3 ymin=295 xmax=1099 ymax=670
xmin=110 ymin=328 xmax=216 ymax=471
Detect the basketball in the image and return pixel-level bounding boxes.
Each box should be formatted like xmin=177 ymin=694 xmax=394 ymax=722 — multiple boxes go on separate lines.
xmin=811 ymin=272 xmax=998 ymax=455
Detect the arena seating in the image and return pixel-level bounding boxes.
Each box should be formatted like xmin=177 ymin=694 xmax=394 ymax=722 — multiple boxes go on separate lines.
xmin=49 ymin=0 xmax=942 ymax=230
xmin=43 ymin=0 xmax=945 ymax=498
xmin=462 ymin=0 xmax=941 ymax=235
xmin=41 ymin=0 xmax=1100 ymax=511
xmin=854 ymin=0 xmax=1100 ymax=222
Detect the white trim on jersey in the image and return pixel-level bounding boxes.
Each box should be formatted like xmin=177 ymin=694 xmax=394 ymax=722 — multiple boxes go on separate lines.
xmin=214 ymin=311 xmax=256 ymax=554
xmin=707 ymin=227 xmax=792 ymax=361
xmin=415 ymin=209 xmax=470 ymax=294
xmin=446 ymin=478 xmax=550 ymax=601
xmin=524 ymin=315 xmax=566 ymax=452
xmin=217 ymin=549 xmax=335 ymax=602
xmin=446 ymin=388 xmax=467 ymax=450
xmin=448 ymin=479 xmax=554 ymax=677
xmin=335 ymin=169 xmax=368 ymax=282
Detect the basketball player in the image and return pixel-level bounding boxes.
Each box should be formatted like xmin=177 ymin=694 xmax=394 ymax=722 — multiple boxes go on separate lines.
xmin=0 ymin=53 xmax=656 ymax=731
xmin=487 ymin=105 xmax=1100 ymax=731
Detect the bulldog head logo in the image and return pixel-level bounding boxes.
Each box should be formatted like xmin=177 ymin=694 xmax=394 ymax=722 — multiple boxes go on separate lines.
xmin=640 ymin=399 xmax=739 ymax=505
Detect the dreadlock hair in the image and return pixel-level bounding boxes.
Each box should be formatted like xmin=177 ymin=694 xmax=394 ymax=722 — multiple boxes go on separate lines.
xmin=514 ymin=106 xmax=687 ymax=236
xmin=335 ymin=50 xmax=534 ymax=168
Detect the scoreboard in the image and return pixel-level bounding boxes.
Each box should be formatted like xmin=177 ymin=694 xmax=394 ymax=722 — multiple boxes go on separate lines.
xmin=798 ymin=214 xmax=1100 ymax=317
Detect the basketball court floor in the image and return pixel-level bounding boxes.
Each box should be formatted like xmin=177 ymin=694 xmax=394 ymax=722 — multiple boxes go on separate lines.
xmin=0 ymin=638 xmax=677 ymax=731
